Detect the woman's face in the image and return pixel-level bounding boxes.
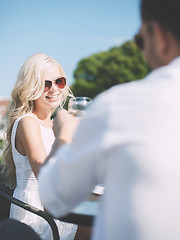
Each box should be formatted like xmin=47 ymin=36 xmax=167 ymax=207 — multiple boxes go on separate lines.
xmin=34 ymin=65 xmax=66 ymax=113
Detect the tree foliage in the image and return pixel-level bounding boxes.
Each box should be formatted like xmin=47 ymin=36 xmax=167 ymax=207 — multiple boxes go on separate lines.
xmin=70 ymin=41 xmax=150 ymax=99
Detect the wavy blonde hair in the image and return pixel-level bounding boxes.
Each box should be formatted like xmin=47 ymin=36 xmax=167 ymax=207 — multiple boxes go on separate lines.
xmin=2 ymin=53 xmax=73 ymax=187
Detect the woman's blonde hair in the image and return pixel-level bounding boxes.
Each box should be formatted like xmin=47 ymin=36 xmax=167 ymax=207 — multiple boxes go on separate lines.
xmin=2 ymin=53 xmax=73 ymax=187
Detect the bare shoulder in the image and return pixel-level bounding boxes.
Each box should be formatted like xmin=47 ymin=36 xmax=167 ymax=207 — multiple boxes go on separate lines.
xmin=15 ymin=115 xmax=44 ymax=158
xmin=18 ymin=115 xmax=40 ymax=132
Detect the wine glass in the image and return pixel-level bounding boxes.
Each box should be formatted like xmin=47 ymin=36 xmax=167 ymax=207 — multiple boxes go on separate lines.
xmin=68 ymin=97 xmax=92 ymax=116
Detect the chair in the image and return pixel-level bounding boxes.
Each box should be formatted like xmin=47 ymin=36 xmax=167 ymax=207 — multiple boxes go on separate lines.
xmin=0 ymin=177 xmax=60 ymax=240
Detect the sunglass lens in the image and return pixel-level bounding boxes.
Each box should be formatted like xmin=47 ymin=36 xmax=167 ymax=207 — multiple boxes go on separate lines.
xmin=56 ymin=77 xmax=66 ymax=89
xmin=44 ymin=80 xmax=52 ymax=92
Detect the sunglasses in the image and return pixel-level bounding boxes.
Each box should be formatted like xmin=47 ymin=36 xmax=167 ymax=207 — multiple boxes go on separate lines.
xmin=44 ymin=77 xmax=66 ymax=92
xmin=134 ymin=32 xmax=144 ymax=51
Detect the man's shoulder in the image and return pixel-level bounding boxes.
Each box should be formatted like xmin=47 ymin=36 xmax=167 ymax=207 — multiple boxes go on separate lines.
xmin=95 ymin=78 xmax=150 ymax=102
xmin=92 ymin=58 xmax=180 ymax=111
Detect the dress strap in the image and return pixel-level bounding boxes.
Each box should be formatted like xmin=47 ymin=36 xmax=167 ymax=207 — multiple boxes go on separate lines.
xmin=11 ymin=113 xmax=38 ymax=149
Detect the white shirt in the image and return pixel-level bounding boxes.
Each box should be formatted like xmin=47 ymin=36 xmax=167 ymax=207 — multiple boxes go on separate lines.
xmin=38 ymin=56 xmax=180 ymax=240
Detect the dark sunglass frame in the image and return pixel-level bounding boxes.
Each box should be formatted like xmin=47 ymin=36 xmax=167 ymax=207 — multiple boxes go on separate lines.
xmin=44 ymin=77 xmax=66 ymax=92
xmin=134 ymin=32 xmax=144 ymax=51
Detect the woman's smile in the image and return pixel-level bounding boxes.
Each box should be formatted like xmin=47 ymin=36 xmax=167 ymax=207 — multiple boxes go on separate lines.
xmin=45 ymin=94 xmax=60 ymax=102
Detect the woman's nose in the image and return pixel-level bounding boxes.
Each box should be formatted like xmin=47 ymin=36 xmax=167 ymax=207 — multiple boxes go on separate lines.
xmin=50 ymin=82 xmax=59 ymax=91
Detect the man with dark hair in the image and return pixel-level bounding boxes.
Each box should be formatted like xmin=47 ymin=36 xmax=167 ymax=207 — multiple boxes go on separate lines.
xmin=141 ymin=0 xmax=180 ymax=40
xmin=38 ymin=0 xmax=180 ymax=239
xmin=139 ymin=0 xmax=180 ymax=69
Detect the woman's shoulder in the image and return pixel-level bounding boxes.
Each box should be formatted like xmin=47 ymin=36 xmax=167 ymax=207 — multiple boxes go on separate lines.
xmin=11 ymin=114 xmax=41 ymax=145
xmin=17 ymin=114 xmax=40 ymax=131
xmin=15 ymin=113 xmax=37 ymax=122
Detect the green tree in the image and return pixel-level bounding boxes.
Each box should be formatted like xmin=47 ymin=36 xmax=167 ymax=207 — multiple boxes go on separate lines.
xmin=71 ymin=41 xmax=150 ymax=99
xmin=0 ymin=139 xmax=3 ymax=149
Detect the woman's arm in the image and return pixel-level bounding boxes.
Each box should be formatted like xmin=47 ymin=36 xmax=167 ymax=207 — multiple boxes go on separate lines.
xmin=16 ymin=116 xmax=47 ymax=178
xmin=43 ymin=109 xmax=79 ymax=166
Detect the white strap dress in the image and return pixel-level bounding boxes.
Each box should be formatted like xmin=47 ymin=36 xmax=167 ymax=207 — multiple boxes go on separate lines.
xmin=10 ymin=113 xmax=77 ymax=240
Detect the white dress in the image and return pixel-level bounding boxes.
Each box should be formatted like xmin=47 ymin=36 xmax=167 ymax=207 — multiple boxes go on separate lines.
xmin=10 ymin=114 xmax=77 ymax=240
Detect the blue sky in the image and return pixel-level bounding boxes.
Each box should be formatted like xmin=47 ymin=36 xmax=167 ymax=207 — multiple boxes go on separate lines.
xmin=0 ymin=0 xmax=141 ymax=98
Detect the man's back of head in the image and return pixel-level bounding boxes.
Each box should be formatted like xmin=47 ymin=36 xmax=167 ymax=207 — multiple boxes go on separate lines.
xmin=137 ymin=0 xmax=180 ymax=69
xmin=141 ymin=0 xmax=180 ymax=41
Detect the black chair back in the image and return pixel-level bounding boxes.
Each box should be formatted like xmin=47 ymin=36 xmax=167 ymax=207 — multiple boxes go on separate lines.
xmin=0 ymin=165 xmax=60 ymax=240
xmin=0 ymin=168 xmax=14 ymax=221
xmin=0 ymin=189 xmax=60 ymax=240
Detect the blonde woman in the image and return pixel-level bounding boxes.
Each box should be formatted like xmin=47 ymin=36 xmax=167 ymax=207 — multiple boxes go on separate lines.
xmin=2 ymin=53 xmax=78 ymax=240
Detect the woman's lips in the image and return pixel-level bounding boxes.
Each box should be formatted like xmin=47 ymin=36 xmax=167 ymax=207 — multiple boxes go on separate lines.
xmin=46 ymin=95 xmax=59 ymax=101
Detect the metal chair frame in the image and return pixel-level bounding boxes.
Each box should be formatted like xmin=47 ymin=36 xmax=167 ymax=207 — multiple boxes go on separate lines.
xmin=0 ymin=189 xmax=60 ymax=240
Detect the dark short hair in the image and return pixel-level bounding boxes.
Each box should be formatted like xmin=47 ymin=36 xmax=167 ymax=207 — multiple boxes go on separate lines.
xmin=141 ymin=0 xmax=180 ymax=40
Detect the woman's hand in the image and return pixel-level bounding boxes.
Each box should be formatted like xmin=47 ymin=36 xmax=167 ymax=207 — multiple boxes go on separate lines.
xmin=53 ymin=109 xmax=80 ymax=143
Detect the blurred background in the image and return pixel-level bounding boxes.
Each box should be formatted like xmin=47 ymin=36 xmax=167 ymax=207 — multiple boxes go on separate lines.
xmin=0 ymin=0 xmax=150 ymax=158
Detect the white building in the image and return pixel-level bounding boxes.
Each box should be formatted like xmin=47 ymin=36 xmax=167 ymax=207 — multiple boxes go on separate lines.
xmin=0 ymin=98 xmax=10 ymax=156
xmin=0 ymin=98 xmax=10 ymax=139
